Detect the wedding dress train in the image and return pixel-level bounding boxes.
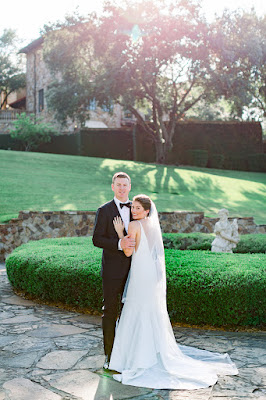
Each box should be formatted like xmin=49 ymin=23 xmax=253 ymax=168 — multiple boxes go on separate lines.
xmin=109 ymin=219 xmax=238 ymax=389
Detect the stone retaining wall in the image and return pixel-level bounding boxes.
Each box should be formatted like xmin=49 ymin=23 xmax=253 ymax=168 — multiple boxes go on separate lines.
xmin=0 ymin=210 xmax=265 ymax=261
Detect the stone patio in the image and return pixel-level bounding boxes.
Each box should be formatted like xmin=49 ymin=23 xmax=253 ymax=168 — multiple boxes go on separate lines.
xmin=0 ymin=262 xmax=265 ymax=400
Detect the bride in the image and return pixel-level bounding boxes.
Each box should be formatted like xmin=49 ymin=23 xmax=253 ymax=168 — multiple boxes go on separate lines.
xmin=109 ymin=194 xmax=238 ymax=389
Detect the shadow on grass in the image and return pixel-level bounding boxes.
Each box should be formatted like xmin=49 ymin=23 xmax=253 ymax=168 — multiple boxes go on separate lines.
xmin=97 ymin=160 xmax=228 ymax=212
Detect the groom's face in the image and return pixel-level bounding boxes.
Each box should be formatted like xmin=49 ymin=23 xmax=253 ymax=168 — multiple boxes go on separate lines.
xmin=112 ymin=177 xmax=131 ymax=202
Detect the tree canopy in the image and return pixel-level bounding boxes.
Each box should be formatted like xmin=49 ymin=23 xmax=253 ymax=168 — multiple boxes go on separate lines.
xmin=43 ymin=0 xmax=265 ymax=163
xmin=0 ymin=29 xmax=26 ymax=109
xmin=208 ymin=9 xmax=266 ymax=120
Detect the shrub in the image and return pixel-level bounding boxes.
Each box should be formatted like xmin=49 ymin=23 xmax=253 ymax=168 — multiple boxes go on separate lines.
xmin=163 ymin=233 xmax=266 ymax=253
xmin=165 ymin=249 xmax=265 ymax=327
xmin=163 ymin=233 xmax=214 ymax=251
xmin=6 ymin=237 xmax=266 ymax=328
xmin=233 ymin=234 xmax=266 ymax=254
xmin=10 ymin=112 xmax=57 ymax=151
xmin=207 ymin=153 xmax=224 ymax=169
xmin=6 ymin=237 xmax=103 ymax=311
xmin=223 ymin=155 xmax=248 ymax=171
xmin=187 ymin=149 xmax=208 ymax=167
xmin=248 ymin=153 xmax=266 ymax=172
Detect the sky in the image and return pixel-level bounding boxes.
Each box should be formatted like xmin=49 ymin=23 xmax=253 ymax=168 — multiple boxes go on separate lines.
xmin=0 ymin=0 xmax=265 ymax=47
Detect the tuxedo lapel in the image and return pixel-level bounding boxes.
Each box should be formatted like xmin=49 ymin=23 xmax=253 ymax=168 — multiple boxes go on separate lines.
xmin=130 ymin=202 xmax=133 ymax=222
xmin=110 ymin=199 xmax=120 ymax=217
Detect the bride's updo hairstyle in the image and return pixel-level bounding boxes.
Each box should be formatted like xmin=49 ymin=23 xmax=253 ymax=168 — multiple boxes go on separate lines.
xmin=133 ymin=194 xmax=152 ymax=216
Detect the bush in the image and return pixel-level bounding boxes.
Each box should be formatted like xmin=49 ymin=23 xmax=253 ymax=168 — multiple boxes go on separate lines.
xmin=6 ymin=237 xmax=103 ymax=311
xmin=223 ymin=155 xmax=248 ymax=171
xmin=10 ymin=113 xmax=57 ymax=151
xmin=6 ymin=237 xmax=266 ymax=328
xmin=163 ymin=233 xmax=266 ymax=253
xmin=233 ymin=234 xmax=266 ymax=254
xmin=187 ymin=149 xmax=208 ymax=167
xmin=165 ymin=249 xmax=265 ymax=327
xmin=207 ymin=153 xmax=224 ymax=169
xmin=163 ymin=233 xmax=214 ymax=251
xmin=248 ymin=153 xmax=266 ymax=172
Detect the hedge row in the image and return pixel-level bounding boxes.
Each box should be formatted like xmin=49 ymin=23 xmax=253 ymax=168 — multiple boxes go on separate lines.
xmin=1 ymin=120 xmax=264 ymax=171
xmin=162 ymin=233 xmax=266 ymax=253
xmin=6 ymin=237 xmax=266 ymax=328
xmin=185 ymin=149 xmax=266 ymax=171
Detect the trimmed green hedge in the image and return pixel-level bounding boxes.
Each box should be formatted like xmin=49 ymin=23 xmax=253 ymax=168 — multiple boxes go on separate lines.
xmin=166 ymin=250 xmax=265 ymax=327
xmin=248 ymin=153 xmax=266 ymax=173
xmin=6 ymin=238 xmax=103 ymax=311
xmin=163 ymin=233 xmax=266 ymax=253
xmin=6 ymin=237 xmax=265 ymax=328
xmin=1 ymin=121 xmax=264 ymax=171
xmin=187 ymin=149 xmax=208 ymax=167
xmin=207 ymin=153 xmax=225 ymax=169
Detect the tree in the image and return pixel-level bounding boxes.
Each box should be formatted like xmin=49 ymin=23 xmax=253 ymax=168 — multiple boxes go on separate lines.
xmin=10 ymin=113 xmax=57 ymax=151
xmin=43 ymin=0 xmax=220 ymax=162
xmin=209 ymin=10 xmax=266 ymax=120
xmin=0 ymin=29 xmax=26 ymax=109
xmin=43 ymin=1 xmax=263 ymax=163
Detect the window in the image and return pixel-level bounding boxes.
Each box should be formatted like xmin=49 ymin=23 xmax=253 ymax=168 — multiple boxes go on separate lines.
xmin=88 ymin=98 xmax=96 ymax=111
xmin=38 ymin=89 xmax=44 ymax=112
xmin=102 ymin=102 xmax=113 ymax=112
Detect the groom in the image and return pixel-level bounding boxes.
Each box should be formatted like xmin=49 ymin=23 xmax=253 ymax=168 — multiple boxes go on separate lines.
xmin=92 ymin=172 xmax=135 ymax=369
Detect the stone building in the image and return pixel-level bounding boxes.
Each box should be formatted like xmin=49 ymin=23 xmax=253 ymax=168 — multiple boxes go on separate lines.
xmin=19 ymin=37 xmax=132 ymax=131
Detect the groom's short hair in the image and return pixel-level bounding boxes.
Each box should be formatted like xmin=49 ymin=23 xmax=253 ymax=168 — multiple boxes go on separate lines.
xmin=112 ymin=172 xmax=131 ymax=184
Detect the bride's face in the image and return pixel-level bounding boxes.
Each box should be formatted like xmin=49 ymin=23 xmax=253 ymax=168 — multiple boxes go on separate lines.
xmin=131 ymin=201 xmax=149 ymax=220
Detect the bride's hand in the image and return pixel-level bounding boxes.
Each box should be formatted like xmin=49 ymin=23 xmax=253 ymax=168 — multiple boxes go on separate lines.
xmin=113 ymin=216 xmax=125 ymax=238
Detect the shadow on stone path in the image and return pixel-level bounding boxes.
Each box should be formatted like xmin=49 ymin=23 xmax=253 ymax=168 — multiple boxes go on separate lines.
xmin=0 ymin=262 xmax=265 ymax=400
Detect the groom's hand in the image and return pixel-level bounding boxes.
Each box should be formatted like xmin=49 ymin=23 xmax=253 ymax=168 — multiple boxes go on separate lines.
xmin=121 ymin=235 xmax=135 ymax=250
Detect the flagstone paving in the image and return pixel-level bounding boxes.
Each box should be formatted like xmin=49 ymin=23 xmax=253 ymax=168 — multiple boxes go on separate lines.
xmin=0 ymin=262 xmax=265 ymax=400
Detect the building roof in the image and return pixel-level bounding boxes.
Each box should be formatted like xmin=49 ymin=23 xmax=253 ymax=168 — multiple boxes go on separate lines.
xmin=9 ymin=96 xmax=26 ymax=109
xmin=19 ymin=37 xmax=44 ymax=54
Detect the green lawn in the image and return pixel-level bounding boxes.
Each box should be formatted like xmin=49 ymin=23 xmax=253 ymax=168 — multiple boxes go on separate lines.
xmin=1 ymin=149 xmax=265 ymax=224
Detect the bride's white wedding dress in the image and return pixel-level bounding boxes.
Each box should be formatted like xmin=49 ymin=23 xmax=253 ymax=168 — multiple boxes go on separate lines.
xmin=109 ymin=216 xmax=238 ymax=389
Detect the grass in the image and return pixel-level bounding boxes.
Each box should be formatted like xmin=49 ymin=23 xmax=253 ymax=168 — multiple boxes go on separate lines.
xmin=0 ymin=149 xmax=266 ymax=224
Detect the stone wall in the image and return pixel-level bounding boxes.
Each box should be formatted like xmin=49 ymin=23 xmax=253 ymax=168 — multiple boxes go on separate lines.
xmin=0 ymin=210 xmax=265 ymax=262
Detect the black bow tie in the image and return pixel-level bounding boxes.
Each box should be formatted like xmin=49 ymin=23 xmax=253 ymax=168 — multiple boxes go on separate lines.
xmin=120 ymin=202 xmax=131 ymax=209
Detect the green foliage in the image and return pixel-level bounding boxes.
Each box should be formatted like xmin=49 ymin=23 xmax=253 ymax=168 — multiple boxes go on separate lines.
xmin=10 ymin=113 xmax=57 ymax=151
xmin=187 ymin=149 xmax=208 ymax=167
xmin=165 ymin=249 xmax=265 ymax=327
xmin=0 ymin=29 xmax=26 ymax=108
xmin=209 ymin=10 xmax=266 ymax=120
xmin=42 ymin=3 xmax=266 ymax=162
xmin=224 ymin=154 xmax=248 ymax=171
xmin=163 ymin=233 xmax=214 ymax=251
xmin=1 ymin=120 xmax=264 ymax=172
xmin=248 ymin=153 xmax=266 ymax=173
xmin=233 ymin=234 xmax=266 ymax=254
xmin=43 ymin=0 xmax=237 ymax=163
xmin=6 ymin=237 xmax=265 ymax=328
xmin=6 ymin=237 xmax=103 ymax=311
xmin=168 ymin=121 xmax=263 ymax=170
xmin=207 ymin=153 xmax=225 ymax=169
xmin=163 ymin=233 xmax=266 ymax=254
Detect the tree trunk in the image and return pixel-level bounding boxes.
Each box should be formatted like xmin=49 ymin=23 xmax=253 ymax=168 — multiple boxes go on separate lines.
xmin=154 ymin=135 xmax=175 ymax=164
xmin=155 ymin=140 xmax=165 ymax=164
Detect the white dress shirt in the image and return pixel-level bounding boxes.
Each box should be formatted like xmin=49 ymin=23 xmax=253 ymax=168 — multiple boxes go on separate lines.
xmin=114 ymin=196 xmax=131 ymax=250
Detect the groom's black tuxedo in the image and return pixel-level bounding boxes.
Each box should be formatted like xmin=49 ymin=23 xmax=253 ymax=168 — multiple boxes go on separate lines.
xmin=92 ymin=199 xmax=132 ymax=279
xmin=92 ymin=199 xmax=132 ymax=358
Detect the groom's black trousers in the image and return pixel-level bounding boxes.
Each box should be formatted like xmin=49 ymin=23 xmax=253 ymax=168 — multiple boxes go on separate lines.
xmin=102 ymin=276 xmax=127 ymax=357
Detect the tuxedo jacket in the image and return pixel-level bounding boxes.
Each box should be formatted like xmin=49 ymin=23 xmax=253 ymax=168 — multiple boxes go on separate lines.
xmin=92 ymin=199 xmax=132 ymax=280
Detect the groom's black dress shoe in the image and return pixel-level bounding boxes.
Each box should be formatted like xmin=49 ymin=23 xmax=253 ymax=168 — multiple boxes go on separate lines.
xmin=103 ymin=355 xmax=110 ymax=370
